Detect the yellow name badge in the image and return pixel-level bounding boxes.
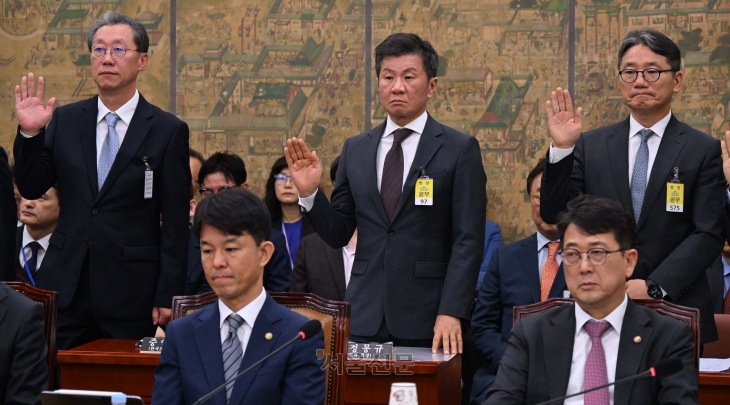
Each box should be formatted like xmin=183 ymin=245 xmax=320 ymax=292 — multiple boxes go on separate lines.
xmin=415 ymin=178 xmax=433 ymax=206
xmin=666 ymin=183 xmax=684 ymax=212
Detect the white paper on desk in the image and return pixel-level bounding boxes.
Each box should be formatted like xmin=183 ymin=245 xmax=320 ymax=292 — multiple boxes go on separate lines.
xmin=699 ymin=358 xmax=730 ymax=372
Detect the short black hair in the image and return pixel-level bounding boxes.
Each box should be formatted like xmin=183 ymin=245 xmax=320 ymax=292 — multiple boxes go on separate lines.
xmin=618 ymin=30 xmax=682 ymax=72
xmin=375 ymin=33 xmax=439 ymax=80
xmin=330 ymin=155 xmax=341 ymax=183
xmin=194 ymin=188 xmax=271 ymax=245
xmin=557 ymin=194 xmax=635 ymax=251
xmin=51 ymin=181 xmax=60 ymax=199
xmin=526 ymin=158 xmax=546 ymax=195
xmin=198 ymin=151 xmax=247 ymax=187
xmin=189 ymin=148 xmax=204 ymax=165
xmin=263 ymin=156 xmax=289 ymax=221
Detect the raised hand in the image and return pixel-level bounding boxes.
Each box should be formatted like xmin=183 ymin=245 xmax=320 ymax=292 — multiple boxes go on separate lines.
xmin=15 ymin=72 xmax=56 ymax=136
xmin=546 ymin=87 xmax=583 ymax=149
xmin=721 ymin=131 xmax=730 ymax=185
xmin=284 ymin=138 xmax=322 ymax=198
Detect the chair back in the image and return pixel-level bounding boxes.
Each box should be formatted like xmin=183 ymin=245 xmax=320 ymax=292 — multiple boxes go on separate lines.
xmin=4 ymin=281 xmax=58 ymax=389
xmin=513 ymin=298 xmax=700 ymax=368
xmin=702 ymin=314 xmax=730 ymax=359
xmin=171 ymin=291 xmax=350 ymax=405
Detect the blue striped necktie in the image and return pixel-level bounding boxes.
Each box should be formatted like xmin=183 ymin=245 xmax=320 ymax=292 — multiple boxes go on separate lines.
xmin=222 ymin=313 xmax=244 ymax=402
xmin=98 ymin=112 xmax=119 ymax=190
xmin=630 ymin=128 xmax=653 ymax=224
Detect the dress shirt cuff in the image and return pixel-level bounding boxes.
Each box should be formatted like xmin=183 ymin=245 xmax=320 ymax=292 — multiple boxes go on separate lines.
xmin=548 ymin=142 xmax=574 ymax=163
xmin=725 ymin=187 xmax=730 ymax=204
xmin=20 ymin=129 xmax=33 ymax=138
xmin=298 ymin=190 xmax=317 ymax=212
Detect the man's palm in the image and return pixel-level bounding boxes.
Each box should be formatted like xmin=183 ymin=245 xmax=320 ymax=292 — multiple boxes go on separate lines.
xmin=15 ymin=73 xmax=55 ymax=135
xmin=546 ymin=88 xmax=582 ymax=148
xmin=284 ymin=138 xmax=322 ymax=198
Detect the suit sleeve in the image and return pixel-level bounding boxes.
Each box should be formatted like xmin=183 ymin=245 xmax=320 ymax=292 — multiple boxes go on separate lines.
xmin=438 ymin=135 xmax=486 ymax=319
xmin=0 ymin=147 xmax=16 ymax=281
xmin=477 ymin=221 xmax=503 ymax=291
xmin=540 ymin=135 xmax=586 ymax=225
xmin=263 ymin=230 xmax=291 ymax=292
xmin=471 ymin=248 xmax=509 ymax=369
xmin=6 ymin=300 xmax=48 ymax=405
xmin=156 ymin=120 xmax=191 ymax=308
xmin=279 ymin=329 xmax=326 ymax=405
xmin=289 ymin=236 xmax=309 ymax=293
xmin=483 ymin=318 xmax=530 ymax=405
xmin=151 ymin=320 xmax=184 ymax=405
xmin=655 ymin=321 xmax=698 ymax=405
xmin=13 ymin=109 xmax=59 ymax=200
xmin=650 ymin=141 xmax=724 ymax=300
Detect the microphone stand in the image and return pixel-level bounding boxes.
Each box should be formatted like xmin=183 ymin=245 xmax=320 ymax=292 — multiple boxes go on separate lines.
xmin=533 ymin=370 xmax=652 ymax=405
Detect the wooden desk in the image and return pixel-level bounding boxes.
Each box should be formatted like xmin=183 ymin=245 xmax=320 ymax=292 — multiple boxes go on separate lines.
xmin=699 ymin=371 xmax=730 ymax=404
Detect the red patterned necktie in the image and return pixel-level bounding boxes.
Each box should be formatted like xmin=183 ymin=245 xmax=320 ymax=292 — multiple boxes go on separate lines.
xmin=540 ymin=242 xmax=560 ymax=301
xmin=723 ymin=288 xmax=730 ymax=314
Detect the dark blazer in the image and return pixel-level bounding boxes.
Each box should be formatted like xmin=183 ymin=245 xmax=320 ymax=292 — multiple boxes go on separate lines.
xmin=476 ymin=220 xmax=504 ymax=291
xmin=152 ymin=293 xmax=325 ymax=405
xmin=485 ymin=299 xmax=698 ymax=405
xmin=13 ymin=94 xmax=190 ymax=337
xmin=541 ymin=115 xmax=723 ymax=343
xmin=290 ymin=233 xmax=347 ymax=301
xmin=187 ymin=226 xmax=292 ymax=295
xmin=13 ymin=225 xmax=55 ymax=284
xmin=470 ymin=233 xmax=567 ymax=404
xmin=0 ymin=282 xmax=48 ymax=405
xmin=304 ymin=114 xmax=486 ymax=339
xmin=0 ymin=148 xmax=16 ymax=282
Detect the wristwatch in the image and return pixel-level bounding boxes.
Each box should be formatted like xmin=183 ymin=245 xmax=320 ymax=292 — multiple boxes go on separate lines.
xmin=645 ymin=279 xmax=663 ymax=299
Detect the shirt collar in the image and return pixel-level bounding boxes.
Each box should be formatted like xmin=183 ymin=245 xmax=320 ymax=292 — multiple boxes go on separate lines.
xmin=536 ymin=231 xmax=559 ymax=252
xmin=218 ymin=287 xmax=267 ymax=330
xmin=22 ymin=226 xmax=52 ymax=251
xmin=574 ymin=293 xmax=629 ymax=337
xmin=722 ymin=256 xmax=730 ymax=277
xmin=382 ymin=110 xmax=429 ymax=139
xmin=97 ymin=90 xmax=140 ymax=126
xmin=629 ymin=110 xmax=671 ymax=140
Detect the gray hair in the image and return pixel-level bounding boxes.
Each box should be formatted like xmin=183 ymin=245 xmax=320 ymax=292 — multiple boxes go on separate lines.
xmin=87 ymin=11 xmax=149 ymax=53
xmin=617 ymin=30 xmax=681 ymax=72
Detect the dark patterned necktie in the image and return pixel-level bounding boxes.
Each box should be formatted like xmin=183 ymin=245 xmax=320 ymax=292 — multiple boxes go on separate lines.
xmin=584 ymin=320 xmax=612 ymax=405
xmin=380 ymin=128 xmax=413 ymax=221
xmin=630 ymin=129 xmax=653 ymax=223
xmin=222 ymin=313 xmax=244 ymax=402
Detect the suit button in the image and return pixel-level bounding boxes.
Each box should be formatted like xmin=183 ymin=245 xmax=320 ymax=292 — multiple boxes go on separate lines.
xmin=82 ymin=239 xmax=88 ymax=246
xmin=92 ymin=209 xmax=98 ymax=215
xmin=388 ymin=230 xmax=395 ymax=236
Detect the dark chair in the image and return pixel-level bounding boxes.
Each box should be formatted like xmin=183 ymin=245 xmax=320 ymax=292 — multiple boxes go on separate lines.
xmin=702 ymin=314 xmax=730 ymax=359
xmin=171 ymin=291 xmax=350 ymax=405
xmin=513 ymin=298 xmax=700 ymax=368
xmin=4 ymin=281 xmax=58 ymax=389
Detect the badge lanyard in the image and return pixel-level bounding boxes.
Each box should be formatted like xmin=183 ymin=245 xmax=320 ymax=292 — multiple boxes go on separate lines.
xmin=21 ymin=246 xmax=36 ymax=286
xmin=281 ymin=219 xmax=295 ymax=269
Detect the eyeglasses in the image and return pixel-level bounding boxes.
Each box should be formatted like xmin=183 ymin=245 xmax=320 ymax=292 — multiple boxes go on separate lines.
xmin=561 ymin=248 xmax=626 ymax=266
xmin=199 ymin=185 xmax=237 ymax=197
xmin=90 ymin=46 xmax=144 ymax=60
xmin=618 ymin=69 xmax=677 ymax=83
xmin=530 ymin=192 xmax=541 ymax=204
xmin=273 ymin=174 xmax=293 ymax=183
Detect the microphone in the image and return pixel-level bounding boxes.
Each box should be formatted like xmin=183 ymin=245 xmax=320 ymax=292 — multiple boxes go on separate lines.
xmin=192 ymin=319 xmax=322 ymax=405
xmin=532 ymin=358 xmax=683 ymax=405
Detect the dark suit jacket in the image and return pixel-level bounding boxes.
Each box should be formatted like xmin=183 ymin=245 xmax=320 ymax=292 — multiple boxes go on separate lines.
xmin=13 ymin=94 xmax=190 ymax=337
xmin=541 ymin=115 xmax=723 ymax=343
xmin=186 ymin=226 xmax=292 ymax=295
xmin=0 ymin=148 xmax=16 ymax=282
xmin=476 ymin=220 xmax=504 ymax=291
xmin=152 ymin=293 xmax=325 ymax=405
xmin=485 ymin=300 xmax=698 ymax=405
xmin=0 ymin=282 xmax=48 ymax=405
xmin=304 ymin=114 xmax=486 ymax=339
xmin=708 ymin=256 xmax=725 ymax=314
xmin=290 ymin=233 xmax=347 ymax=301
xmin=13 ymin=225 xmax=55 ymax=284
xmin=471 ymin=233 xmax=567 ymax=403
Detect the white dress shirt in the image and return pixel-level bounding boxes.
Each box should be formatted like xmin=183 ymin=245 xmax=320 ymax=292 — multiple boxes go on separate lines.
xmin=299 ymin=111 xmax=428 ymax=211
xmin=19 ymin=226 xmax=52 ymax=272
xmin=218 ymin=287 xmax=267 ymax=354
xmin=95 ymin=90 xmax=140 ymax=166
xmin=549 ymin=111 xmax=672 ymax=186
xmin=536 ymin=231 xmax=562 ymax=281
xmin=342 ymin=245 xmax=355 ymax=288
xmin=564 ymin=294 xmax=629 ymax=405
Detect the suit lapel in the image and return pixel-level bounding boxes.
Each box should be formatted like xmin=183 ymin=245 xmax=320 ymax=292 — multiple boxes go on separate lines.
xmin=0 ymin=286 xmax=8 ymax=327
xmin=95 ymin=95 xmax=154 ymax=203
xmin=228 ymin=294 xmax=283 ymax=405
xmin=614 ymin=300 xmax=653 ymax=405
xmin=637 ymin=115 xmax=686 ymax=230
xmin=518 ymin=234 xmax=541 ymax=303
xmin=79 ymin=97 xmax=100 ymax=195
xmin=543 ymin=306 xmax=575 ymax=399
xmin=547 ymin=263 xmax=567 ymax=298
xmin=15 ymin=226 xmax=22 ymax=269
xmin=365 ymin=122 xmax=390 ymax=225
xmin=392 ymin=115 xmax=443 ymax=221
xmin=323 ymin=241 xmax=347 ymax=300
xmin=193 ymin=303 xmax=227 ymax=405
xmin=606 ymin=119 xmax=633 ymax=217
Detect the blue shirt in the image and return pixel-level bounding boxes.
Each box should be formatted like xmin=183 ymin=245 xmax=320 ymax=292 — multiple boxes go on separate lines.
xmin=723 ymin=256 xmax=730 ymax=300
xmin=282 ymin=219 xmax=303 ymax=265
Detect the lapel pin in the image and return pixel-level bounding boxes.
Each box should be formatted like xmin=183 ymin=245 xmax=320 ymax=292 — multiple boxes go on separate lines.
xmin=265 ymin=332 xmax=273 ymax=340
xmin=633 ymin=336 xmax=642 ymax=343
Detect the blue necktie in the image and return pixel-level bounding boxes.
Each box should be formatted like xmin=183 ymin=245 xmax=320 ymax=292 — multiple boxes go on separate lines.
xmin=98 ymin=113 xmax=120 ymax=190
xmin=25 ymin=241 xmax=41 ymax=285
xmin=222 ymin=313 xmax=244 ymax=402
xmin=630 ymin=129 xmax=653 ymax=224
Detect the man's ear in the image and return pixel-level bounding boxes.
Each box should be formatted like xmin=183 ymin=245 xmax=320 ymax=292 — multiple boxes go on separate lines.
xmin=241 ymin=182 xmax=249 ymax=190
xmin=259 ymin=240 xmax=274 ymax=268
xmin=624 ymin=248 xmax=638 ymax=279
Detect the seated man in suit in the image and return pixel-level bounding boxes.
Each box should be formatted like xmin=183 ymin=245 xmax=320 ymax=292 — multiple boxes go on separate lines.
xmin=470 ymin=158 xmax=567 ymax=404
xmin=152 ymin=188 xmax=325 ymax=405
xmin=290 ymin=156 xmax=355 ymax=301
xmin=194 ymin=151 xmax=291 ymax=292
xmin=485 ymin=194 xmax=697 ymax=404
xmin=0 ymin=282 xmax=48 ymax=405
xmin=13 ymin=183 xmax=60 ymax=285
xmin=476 ymin=218 xmax=503 ymax=292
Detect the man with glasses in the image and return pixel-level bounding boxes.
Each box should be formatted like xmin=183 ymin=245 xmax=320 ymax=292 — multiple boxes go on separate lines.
xmin=195 ymin=152 xmax=291 ymax=292
xmin=540 ymin=29 xmax=722 ymax=345
xmin=485 ymin=194 xmax=697 ymax=404
xmin=12 ymin=11 xmax=190 ymax=349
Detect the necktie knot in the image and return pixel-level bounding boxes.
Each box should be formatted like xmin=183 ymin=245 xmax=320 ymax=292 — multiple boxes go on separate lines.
xmin=392 ymin=128 xmax=413 ymax=144
xmin=585 ymin=320 xmax=612 ymax=340
xmin=546 ymin=241 xmax=559 ymax=258
xmin=227 ymin=313 xmax=244 ymax=332
xmin=28 ymin=241 xmax=41 ymax=257
xmin=105 ymin=112 xmax=119 ymax=128
xmin=639 ymin=128 xmax=653 ymax=143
